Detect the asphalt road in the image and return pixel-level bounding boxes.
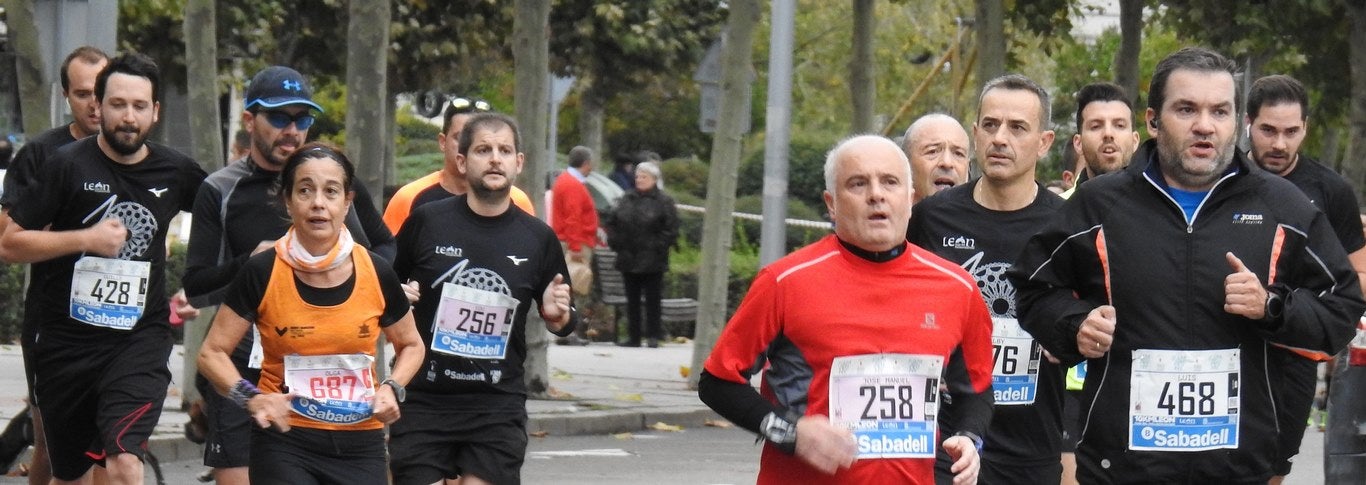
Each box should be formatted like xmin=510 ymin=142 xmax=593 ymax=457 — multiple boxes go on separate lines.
xmin=0 ymin=422 xmax=1331 ymax=484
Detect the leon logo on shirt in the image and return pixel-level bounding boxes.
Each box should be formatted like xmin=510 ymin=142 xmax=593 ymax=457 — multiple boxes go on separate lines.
xmin=84 ymin=181 xmax=111 ymax=193
xmin=942 ymin=236 xmax=975 ymax=250
xmin=435 ymin=245 xmax=463 ymax=257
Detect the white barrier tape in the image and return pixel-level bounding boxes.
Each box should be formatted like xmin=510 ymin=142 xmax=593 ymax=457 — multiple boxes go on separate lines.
xmin=675 ymin=204 xmax=833 ymax=230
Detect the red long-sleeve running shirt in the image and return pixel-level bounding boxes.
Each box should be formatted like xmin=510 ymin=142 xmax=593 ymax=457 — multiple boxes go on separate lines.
xmin=703 ymin=235 xmax=995 ymax=484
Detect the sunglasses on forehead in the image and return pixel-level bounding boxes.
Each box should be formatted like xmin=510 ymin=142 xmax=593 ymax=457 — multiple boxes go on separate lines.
xmin=258 ymin=110 xmax=316 ymax=130
xmin=449 ymin=97 xmax=492 ymax=114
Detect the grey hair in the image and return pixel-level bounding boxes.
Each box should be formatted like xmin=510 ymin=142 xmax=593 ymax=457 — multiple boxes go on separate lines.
xmin=824 ymin=134 xmax=911 ymax=195
xmin=979 ymin=74 xmax=1052 ymax=129
xmin=635 ymin=161 xmax=663 ymax=189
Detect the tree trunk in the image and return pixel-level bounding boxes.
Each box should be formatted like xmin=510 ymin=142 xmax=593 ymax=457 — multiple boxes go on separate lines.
xmin=345 ymin=0 xmax=389 ymax=211
xmin=8 ymin=0 xmax=50 ymax=133
xmin=180 ymin=0 xmax=221 ymax=407
xmin=578 ymin=77 xmax=606 ymax=161
xmin=1343 ymin=1 xmax=1366 ymax=206
xmin=1113 ymin=0 xmax=1143 ymax=107
xmin=849 ymin=0 xmax=876 ymax=134
xmin=185 ymin=0 xmax=222 ymax=171
xmin=974 ymin=0 xmax=1006 ymax=93
xmin=689 ymin=0 xmax=759 ymax=389
xmin=514 ymin=0 xmax=553 ymax=398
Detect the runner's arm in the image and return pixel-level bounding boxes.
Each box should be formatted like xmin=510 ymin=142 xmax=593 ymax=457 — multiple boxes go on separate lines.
xmin=352 ymin=181 xmax=396 ymax=263
xmin=197 ymin=303 xmax=253 ymax=396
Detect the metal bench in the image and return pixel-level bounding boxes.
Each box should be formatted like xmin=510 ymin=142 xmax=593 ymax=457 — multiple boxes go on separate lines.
xmin=592 ymin=248 xmax=699 ymax=338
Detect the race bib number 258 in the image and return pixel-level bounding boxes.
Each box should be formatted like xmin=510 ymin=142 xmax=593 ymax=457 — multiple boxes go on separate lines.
xmin=828 ymin=354 xmax=942 ymax=459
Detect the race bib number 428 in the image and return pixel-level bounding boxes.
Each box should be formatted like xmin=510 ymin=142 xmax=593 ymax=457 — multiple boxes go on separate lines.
xmin=70 ymin=256 xmax=150 ymax=330
xmin=1129 ymin=348 xmax=1240 ymax=452
xmin=828 ymin=354 xmax=942 ymax=459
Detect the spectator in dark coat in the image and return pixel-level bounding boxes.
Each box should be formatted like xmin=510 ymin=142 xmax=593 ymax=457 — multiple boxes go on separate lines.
xmin=605 ymin=161 xmax=680 ymax=347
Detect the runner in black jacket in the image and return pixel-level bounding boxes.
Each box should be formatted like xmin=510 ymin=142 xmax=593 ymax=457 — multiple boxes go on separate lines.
xmin=1009 ymin=47 xmax=1364 ymax=484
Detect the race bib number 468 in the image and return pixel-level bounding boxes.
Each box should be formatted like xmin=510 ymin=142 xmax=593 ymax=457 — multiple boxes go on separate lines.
xmin=1129 ymin=348 xmax=1240 ymax=452
xmin=828 ymin=354 xmax=942 ymax=459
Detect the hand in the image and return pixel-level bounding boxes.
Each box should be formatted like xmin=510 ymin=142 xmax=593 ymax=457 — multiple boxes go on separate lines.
xmin=541 ymin=274 xmax=571 ymax=323
xmin=172 ymin=289 xmax=200 ymax=320
xmin=1078 ymin=305 xmax=1116 ymax=358
xmin=943 ymin=435 xmax=980 ymax=485
xmin=402 ymin=280 xmax=421 ymax=304
xmin=793 ymin=415 xmax=858 ymax=475
xmin=84 ymin=218 xmax=128 ymax=257
xmin=372 ymin=386 xmax=401 ymax=424
xmin=1041 ymin=349 xmax=1061 ymax=364
xmin=1224 ymin=252 xmax=1268 ymax=319
xmin=246 ymin=393 xmax=293 ymax=432
xmin=251 ymin=240 xmax=275 ymax=256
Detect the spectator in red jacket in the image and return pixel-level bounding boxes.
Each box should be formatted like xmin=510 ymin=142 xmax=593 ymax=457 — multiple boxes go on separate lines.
xmin=552 ymin=146 xmax=600 ymax=299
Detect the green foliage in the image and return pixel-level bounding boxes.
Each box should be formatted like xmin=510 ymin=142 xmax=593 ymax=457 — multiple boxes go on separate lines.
xmin=549 ymin=0 xmax=728 ymax=95
xmin=663 ymin=229 xmax=762 ymax=321
xmin=0 ymin=264 xmax=23 ymax=343
xmin=737 ymin=136 xmax=835 ymax=213
xmin=659 ymin=157 xmax=711 ymax=201
xmin=395 ymin=152 xmax=445 ymax=184
xmin=733 ymin=194 xmax=829 ymax=252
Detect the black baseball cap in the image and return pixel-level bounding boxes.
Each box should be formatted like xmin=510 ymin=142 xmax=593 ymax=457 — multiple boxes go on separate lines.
xmin=244 ymin=66 xmax=324 ymax=112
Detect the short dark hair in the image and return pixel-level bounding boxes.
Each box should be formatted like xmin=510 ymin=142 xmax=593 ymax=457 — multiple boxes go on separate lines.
xmin=278 ymin=141 xmax=356 ymax=203
xmin=1247 ymin=74 xmax=1308 ymax=121
xmin=60 ymin=46 xmax=109 ymax=93
xmin=980 ymin=74 xmax=1051 ymax=128
xmin=95 ymin=52 xmax=162 ymax=103
xmin=1147 ymin=47 xmax=1238 ymax=118
xmin=1075 ymin=82 xmax=1131 ymax=131
xmin=457 ymin=113 xmax=521 ymax=157
xmin=567 ymin=146 xmax=593 ymax=168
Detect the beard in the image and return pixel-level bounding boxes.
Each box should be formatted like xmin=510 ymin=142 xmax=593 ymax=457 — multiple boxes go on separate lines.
xmin=468 ymin=172 xmax=512 ymax=204
xmin=101 ymin=123 xmax=149 ymax=156
xmin=254 ymin=134 xmax=298 ymax=168
xmin=1156 ymin=134 xmax=1235 ymax=189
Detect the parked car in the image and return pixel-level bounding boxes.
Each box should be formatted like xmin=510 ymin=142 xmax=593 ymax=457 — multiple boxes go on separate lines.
xmin=1325 ymin=316 xmax=1366 ymax=483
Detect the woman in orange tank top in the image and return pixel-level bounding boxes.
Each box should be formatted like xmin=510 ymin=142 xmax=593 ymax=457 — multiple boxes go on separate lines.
xmin=198 ymin=142 xmax=425 ymax=484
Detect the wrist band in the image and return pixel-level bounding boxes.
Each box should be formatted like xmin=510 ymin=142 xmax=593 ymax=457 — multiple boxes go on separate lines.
xmin=228 ymin=379 xmax=261 ymax=409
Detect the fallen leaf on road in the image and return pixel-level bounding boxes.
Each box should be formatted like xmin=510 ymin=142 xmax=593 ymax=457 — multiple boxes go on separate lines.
xmin=547 ymin=387 xmax=575 ymax=399
xmin=678 ymin=365 xmax=690 ymax=378
xmin=551 ymin=368 xmax=573 ymax=380
xmin=649 ymin=422 xmax=684 ymax=432
xmin=612 ymin=432 xmax=634 ymax=440
xmin=529 ymin=430 xmax=549 ymax=438
xmin=615 ymin=393 xmax=644 ymax=402
xmin=672 ymin=336 xmax=690 ymax=343
xmin=704 ymin=419 xmax=733 ymax=428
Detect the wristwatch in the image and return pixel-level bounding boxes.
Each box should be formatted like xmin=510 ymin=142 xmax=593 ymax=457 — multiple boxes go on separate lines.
xmin=954 ymin=430 xmax=984 ymax=453
xmin=760 ymin=410 xmax=800 ymax=454
xmin=381 ymin=378 xmax=406 ymax=403
xmin=1264 ymin=291 xmax=1285 ymax=320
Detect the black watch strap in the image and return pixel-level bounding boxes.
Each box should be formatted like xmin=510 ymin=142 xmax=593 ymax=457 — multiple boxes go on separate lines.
xmin=381 ymin=378 xmax=406 ymax=403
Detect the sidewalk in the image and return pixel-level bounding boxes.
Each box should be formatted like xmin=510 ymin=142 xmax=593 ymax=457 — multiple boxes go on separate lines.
xmin=0 ymin=340 xmax=720 ymax=466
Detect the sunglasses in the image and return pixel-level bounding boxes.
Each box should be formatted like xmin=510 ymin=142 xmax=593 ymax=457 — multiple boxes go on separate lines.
xmin=258 ymin=110 xmax=316 ymax=130
xmin=449 ymin=97 xmax=492 ymax=114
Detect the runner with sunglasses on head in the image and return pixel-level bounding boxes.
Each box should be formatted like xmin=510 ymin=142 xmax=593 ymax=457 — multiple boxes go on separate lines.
xmin=182 ymin=65 xmax=396 ymax=485
xmin=383 ymin=96 xmax=535 ymax=234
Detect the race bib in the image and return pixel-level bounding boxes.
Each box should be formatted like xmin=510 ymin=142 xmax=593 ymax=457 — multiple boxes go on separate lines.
xmin=991 ymin=317 xmax=1041 ymax=405
xmin=829 ymin=354 xmax=942 ymax=459
xmin=1129 ymin=348 xmax=1240 ymax=451
xmin=430 ymin=283 xmax=519 ymax=360
xmin=283 ymin=353 xmax=375 ymax=425
xmin=70 ymin=256 xmax=150 ymax=330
